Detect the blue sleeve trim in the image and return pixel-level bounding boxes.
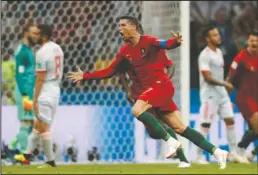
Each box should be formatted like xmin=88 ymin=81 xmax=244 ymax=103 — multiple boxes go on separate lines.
xmin=159 ymin=40 xmax=167 ymax=49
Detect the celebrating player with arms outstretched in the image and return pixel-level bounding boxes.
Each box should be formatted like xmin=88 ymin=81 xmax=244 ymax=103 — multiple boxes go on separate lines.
xmin=15 ymin=24 xmax=64 ymax=168
xmin=119 ymin=53 xmax=190 ymax=168
xmin=68 ymin=15 xmax=228 ymax=169
xmin=118 ymin=23 xmax=190 ymax=168
xmin=226 ymin=32 xmax=258 ymax=162
xmin=196 ymin=25 xmax=244 ymax=164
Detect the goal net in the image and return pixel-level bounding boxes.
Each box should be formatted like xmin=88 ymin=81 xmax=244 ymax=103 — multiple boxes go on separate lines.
xmin=1 ymin=1 xmax=189 ymax=163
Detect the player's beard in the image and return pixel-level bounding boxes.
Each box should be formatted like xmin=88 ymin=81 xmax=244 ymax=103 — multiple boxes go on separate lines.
xmin=250 ymin=46 xmax=258 ymax=54
xmin=37 ymin=37 xmax=43 ymax=45
xmin=251 ymin=44 xmax=258 ymax=50
xmin=211 ymin=39 xmax=221 ymax=47
xmin=121 ymin=31 xmax=132 ymax=43
xmin=121 ymin=35 xmax=130 ymax=42
xmin=28 ymin=36 xmax=37 ymax=46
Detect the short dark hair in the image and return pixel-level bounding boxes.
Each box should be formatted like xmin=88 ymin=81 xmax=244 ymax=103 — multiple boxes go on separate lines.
xmin=202 ymin=25 xmax=217 ymax=38
xmin=38 ymin=24 xmax=53 ymax=40
xmin=249 ymin=31 xmax=258 ymax=37
xmin=22 ymin=23 xmax=35 ymax=36
xmin=119 ymin=15 xmax=139 ymax=30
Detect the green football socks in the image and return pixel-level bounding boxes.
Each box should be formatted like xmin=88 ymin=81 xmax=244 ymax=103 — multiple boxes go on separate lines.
xmin=16 ymin=125 xmax=33 ymax=153
xmin=181 ymin=127 xmax=216 ymax=154
xmin=138 ymin=112 xmax=170 ymax=141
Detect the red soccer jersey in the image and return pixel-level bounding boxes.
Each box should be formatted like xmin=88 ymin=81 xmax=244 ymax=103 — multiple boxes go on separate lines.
xmin=84 ymin=35 xmax=179 ymax=88
xmin=128 ymin=49 xmax=173 ymax=99
xmin=229 ymin=49 xmax=258 ymax=98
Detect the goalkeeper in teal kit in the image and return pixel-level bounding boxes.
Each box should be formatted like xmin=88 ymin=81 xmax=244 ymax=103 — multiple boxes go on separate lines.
xmin=11 ymin=24 xmax=39 ymax=153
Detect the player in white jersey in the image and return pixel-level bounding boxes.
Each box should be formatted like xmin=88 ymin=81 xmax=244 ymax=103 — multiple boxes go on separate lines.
xmin=14 ymin=24 xmax=64 ymax=168
xmin=196 ymin=26 xmax=245 ymax=164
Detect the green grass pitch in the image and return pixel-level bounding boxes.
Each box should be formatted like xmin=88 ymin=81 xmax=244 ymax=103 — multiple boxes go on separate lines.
xmin=2 ymin=163 xmax=257 ymax=174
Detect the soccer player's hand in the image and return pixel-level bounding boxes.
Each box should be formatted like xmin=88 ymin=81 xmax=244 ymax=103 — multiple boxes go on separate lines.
xmin=224 ymin=81 xmax=234 ymax=92
xmin=67 ymin=65 xmax=84 ymax=83
xmin=170 ymin=30 xmax=183 ymax=44
xmin=22 ymin=96 xmax=33 ymax=111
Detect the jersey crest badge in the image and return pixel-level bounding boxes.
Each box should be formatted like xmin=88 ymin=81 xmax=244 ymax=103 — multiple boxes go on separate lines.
xmin=140 ymin=48 xmax=148 ymax=59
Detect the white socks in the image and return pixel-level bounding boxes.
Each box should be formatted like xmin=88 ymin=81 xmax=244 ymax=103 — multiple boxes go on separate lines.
xmin=41 ymin=132 xmax=55 ymax=161
xmin=25 ymin=129 xmax=40 ymax=154
xmin=226 ymin=124 xmax=237 ymax=153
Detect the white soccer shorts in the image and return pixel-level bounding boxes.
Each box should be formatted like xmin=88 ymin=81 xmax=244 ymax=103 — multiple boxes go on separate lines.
xmin=37 ymin=96 xmax=59 ymax=124
xmin=199 ymin=97 xmax=234 ymax=124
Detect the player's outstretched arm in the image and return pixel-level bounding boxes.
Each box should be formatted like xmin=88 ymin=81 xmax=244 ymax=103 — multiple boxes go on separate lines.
xmin=151 ymin=30 xmax=183 ymax=50
xmin=67 ymin=56 xmax=123 ymax=83
xmin=66 ymin=66 xmax=84 ymax=83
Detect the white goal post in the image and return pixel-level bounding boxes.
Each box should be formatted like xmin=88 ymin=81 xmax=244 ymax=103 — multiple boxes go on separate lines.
xmin=142 ymin=1 xmax=190 ymax=160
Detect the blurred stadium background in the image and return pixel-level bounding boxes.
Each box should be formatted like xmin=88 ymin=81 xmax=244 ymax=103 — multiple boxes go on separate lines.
xmin=1 ymin=0 xmax=258 ymax=167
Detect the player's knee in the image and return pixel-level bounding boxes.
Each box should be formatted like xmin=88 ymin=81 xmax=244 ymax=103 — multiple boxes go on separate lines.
xmin=171 ymin=123 xmax=187 ymax=134
xmin=131 ymin=107 xmax=140 ymax=117
xmin=131 ymin=106 xmax=146 ymax=117
xmin=40 ymin=131 xmax=51 ymax=141
xmin=224 ymin=118 xmax=235 ymax=126
xmin=201 ymin=123 xmax=211 ymax=128
xmin=132 ymin=100 xmax=152 ymax=117
xmin=174 ymin=126 xmax=186 ymax=134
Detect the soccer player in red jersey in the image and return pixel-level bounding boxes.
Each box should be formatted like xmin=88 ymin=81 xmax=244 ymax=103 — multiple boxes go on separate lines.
xmin=226 ymin=32 xmax=258 ymax=162
xmin=118 ymin=24 xmax=190 ymax=167
xmin=119 ymin=52 xmax=191 ymax=168
xmin=68 ymin=15 xmax=228 ymax=168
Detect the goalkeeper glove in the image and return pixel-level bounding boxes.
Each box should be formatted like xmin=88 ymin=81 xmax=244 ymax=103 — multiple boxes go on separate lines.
xmin=22 ymin=96 xmax=33 ymax=111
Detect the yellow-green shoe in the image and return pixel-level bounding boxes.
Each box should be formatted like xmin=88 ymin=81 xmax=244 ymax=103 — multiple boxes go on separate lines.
xmin=14 ymin=154 xmax=26 ymax=162
xmin=37 ymin=161 xmax=56 ymax=168
xmin=14 ymin=154 xmax=30 ymax=164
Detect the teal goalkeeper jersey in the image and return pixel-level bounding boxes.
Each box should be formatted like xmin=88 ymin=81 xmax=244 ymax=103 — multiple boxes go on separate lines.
xmin=14 ymin=42 xmax=36 ymax=98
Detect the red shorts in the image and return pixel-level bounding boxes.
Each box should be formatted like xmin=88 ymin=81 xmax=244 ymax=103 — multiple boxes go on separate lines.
xmin=137 ymin=80 xmax=178 ymax=113
xmin=236 ymin=93 xmax=258 ymax=120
